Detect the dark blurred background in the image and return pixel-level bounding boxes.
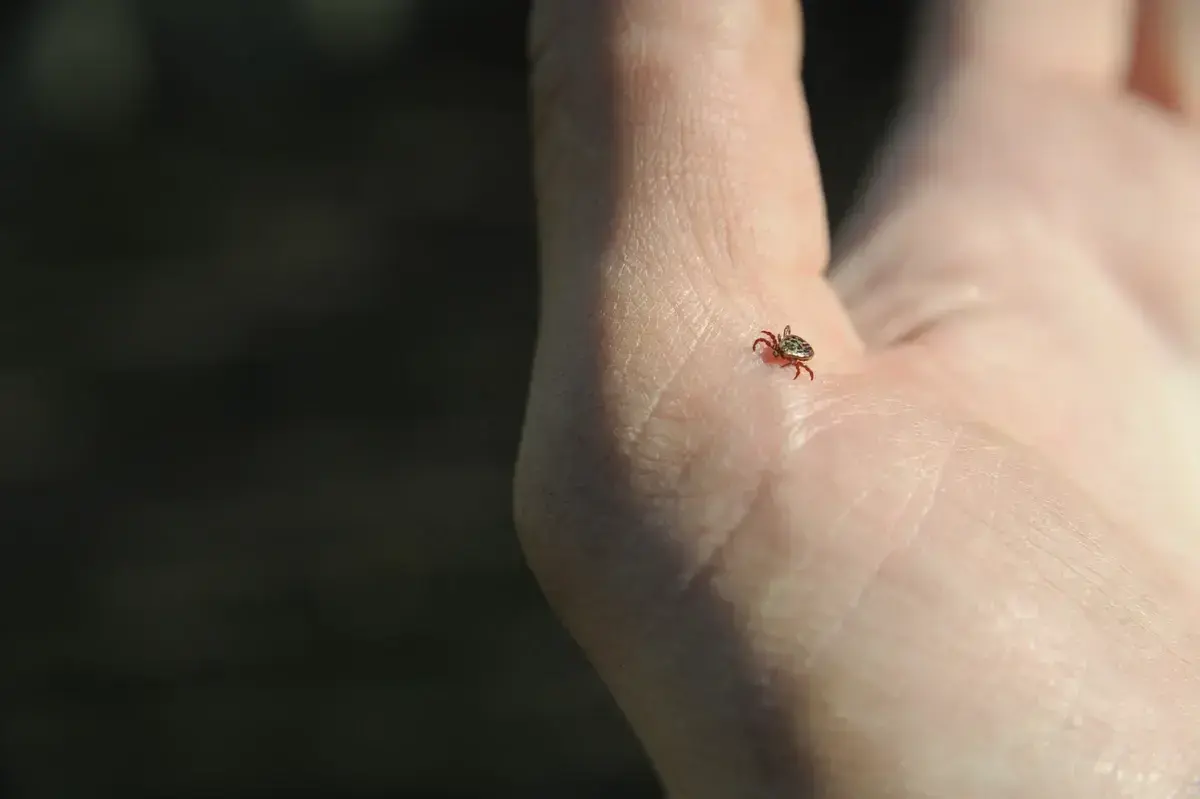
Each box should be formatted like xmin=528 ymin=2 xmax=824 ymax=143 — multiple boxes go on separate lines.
xmin=0 ymin=1 xmax=915 ymax=796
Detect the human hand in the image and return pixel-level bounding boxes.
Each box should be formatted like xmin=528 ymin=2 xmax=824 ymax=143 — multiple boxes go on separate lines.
xmin=515 ymin=1 xmax=1200 ymax=795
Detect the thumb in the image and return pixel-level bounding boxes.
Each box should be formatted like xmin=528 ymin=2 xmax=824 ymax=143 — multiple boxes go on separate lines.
xmin=518 ymin=2 xmax=857 ymax=795
xmin=522 ymin=0 xmax=862 ymax=460
xmin=526 ymin=0 xmax=860 ymax=380
xmin=519 ymin=0 xmax=856 ymax=597
xmin=528 ymin=0 xmax=831 ymax=285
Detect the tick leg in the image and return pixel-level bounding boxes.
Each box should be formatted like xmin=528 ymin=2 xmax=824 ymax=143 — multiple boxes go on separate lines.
xmin=783 ymin=360 xmax=814 ymax=381
xmin=753 ymin=330 xmax=778 ymax=353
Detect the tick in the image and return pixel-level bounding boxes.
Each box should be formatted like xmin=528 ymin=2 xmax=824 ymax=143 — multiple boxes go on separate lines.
xmin=752 ymin=325 xmax=814 ymax=381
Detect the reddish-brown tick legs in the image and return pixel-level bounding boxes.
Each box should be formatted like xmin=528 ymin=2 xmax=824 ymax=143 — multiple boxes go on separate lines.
xmin=788 ymin=361 xmax=814 ymax=381
xmin=752 ymin=330 xmax=778 ymax=354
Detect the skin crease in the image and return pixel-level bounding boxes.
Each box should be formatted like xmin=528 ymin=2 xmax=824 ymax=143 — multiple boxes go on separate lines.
xmin=516 ymin=1 xmax=1200 ymax=796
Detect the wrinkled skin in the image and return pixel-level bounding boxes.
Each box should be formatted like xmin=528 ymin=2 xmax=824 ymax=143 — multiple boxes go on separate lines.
xmin=516 ymin=1 xmax=1200 ymax=796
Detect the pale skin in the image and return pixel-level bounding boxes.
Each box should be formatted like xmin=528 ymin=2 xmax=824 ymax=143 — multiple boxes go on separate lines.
xmin=516 ymin=1 xmax=1200 ymax=796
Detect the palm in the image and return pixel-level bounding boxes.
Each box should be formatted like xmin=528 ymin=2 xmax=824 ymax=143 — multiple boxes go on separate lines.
xmin=590 ymin=78 xmax=1200 ymax=788
xmin=520 ymin=2 xmax=1200 ymax=793
xmin=828 ymin=75 xmax=1200 ymax=559
xmin=633 ymin=74 xmax=1200 ymax=576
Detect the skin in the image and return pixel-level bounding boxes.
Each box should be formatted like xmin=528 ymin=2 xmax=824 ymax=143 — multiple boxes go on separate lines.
xmin=516 ymin=1 xmax=1200 ymax=796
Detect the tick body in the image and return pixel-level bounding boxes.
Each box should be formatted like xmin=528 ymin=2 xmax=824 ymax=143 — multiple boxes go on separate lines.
xmin=752 ymin=325 xmax=814 ymax=380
